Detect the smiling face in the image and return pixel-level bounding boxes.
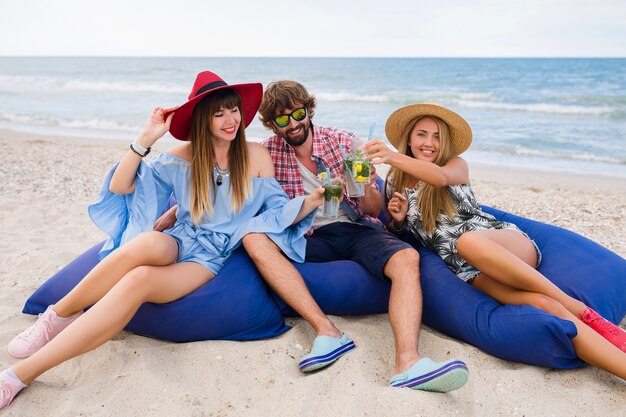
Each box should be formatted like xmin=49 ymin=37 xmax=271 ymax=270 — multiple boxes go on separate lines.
xmin=273 ymin=104 xmax=311 ymax=147
xmin=211 ymin=105 xmax=241 ymax=142
xmin=408 ymin=117 xmax=441 ymax=162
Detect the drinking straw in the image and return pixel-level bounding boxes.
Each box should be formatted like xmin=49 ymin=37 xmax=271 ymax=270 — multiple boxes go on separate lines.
xmin=338 ymin=143 xmax=356 ymax=180
xmin=338 ymin=143 xmax=348 ymax=159
xmin=325 ymin=167 xmax=331 ymax=185
xmin=367 ymin=122 xmax=376 ymax=141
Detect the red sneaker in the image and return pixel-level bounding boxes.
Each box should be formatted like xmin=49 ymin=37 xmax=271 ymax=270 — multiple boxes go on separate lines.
xmin=579 ymin=307 xmax=626 ymax=353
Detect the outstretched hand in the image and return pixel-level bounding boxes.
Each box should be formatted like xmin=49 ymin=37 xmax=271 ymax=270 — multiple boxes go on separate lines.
xmin=306 ymin=187 xmax=326 ymax=209
xmin=138 ymin=107 xmax=176 ymax=147
xmin=364 ymin=139 xmax=395 ymax=164
xmin=387 ymin=191 xmax=408 ymax=224
xmin=292 ymin=187 xmax=325 ymax=225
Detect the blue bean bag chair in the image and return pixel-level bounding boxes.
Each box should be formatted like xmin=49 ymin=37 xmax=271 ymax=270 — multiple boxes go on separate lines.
xmin=23 ymin=244 xmax=289 ymax=342
xmin=272 ymin=206 xmax=626 ymax=369
xmin=23 ymin=194 xmax=625 ymax=368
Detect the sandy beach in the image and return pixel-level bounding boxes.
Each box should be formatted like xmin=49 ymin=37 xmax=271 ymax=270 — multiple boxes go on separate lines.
xmin=0 ymin=128 xmax=624 ymax=416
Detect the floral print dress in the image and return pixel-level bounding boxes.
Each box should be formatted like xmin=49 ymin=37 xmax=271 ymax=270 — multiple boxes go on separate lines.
xmin=387 ymin=181 xmax=541 ymax=282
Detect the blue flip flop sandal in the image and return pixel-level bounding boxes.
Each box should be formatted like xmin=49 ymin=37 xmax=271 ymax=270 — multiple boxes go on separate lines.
xmin=299 ymin=333 xmax=356 ymax=373
xmin=389 ymin=358 xmax=469 ymax=392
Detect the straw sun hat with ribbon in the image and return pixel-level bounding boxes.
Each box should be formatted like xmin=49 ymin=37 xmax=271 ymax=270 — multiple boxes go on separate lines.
xmin=385 ymin=103 xmax=473 ymax=156
xmin=166 ymin=71 xmax=263 ymax=141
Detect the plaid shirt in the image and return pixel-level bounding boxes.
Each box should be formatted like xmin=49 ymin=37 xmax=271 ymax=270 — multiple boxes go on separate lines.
xmin=262 ymin=124 xmax=382 ymax=233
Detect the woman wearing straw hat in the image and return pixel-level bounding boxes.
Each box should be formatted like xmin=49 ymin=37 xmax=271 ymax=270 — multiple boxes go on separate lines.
xmin=0 ymin=71 xmax=323 ymax=409
xmin=364 ymin=103 xmax=626 ymax=380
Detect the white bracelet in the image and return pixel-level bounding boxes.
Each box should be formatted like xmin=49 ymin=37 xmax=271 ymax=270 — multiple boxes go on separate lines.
xmin=130 ymin=139 xmax=151 ymax=157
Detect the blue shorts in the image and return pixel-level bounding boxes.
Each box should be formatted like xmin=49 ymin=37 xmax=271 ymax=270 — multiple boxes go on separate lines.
xmin=305 ymin=222 xmax=414 ymax=279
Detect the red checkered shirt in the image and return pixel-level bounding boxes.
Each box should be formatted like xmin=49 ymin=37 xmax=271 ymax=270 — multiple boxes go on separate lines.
xmin=262 ymin=124 xmax=382 ymax=233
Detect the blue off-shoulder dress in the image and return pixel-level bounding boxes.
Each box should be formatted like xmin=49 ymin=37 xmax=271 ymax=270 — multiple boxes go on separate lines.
xmin=88 ymin=152 xmax=315 ymax=274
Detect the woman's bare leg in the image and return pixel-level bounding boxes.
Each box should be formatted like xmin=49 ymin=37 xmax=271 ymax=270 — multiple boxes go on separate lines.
xmin=53 ymin=231 xmax=179 ymax=317
xmin=472 ymin=274 xmax=626 ymax=379
xmin=456 ymin=229 xmax=587 ymax=315
xmin=12 ymin=258 xmax=214 ymax=384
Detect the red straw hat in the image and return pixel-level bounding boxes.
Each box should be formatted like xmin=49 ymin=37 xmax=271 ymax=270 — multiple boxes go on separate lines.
xmin=166 ymin=71 xmax=263 ymax=141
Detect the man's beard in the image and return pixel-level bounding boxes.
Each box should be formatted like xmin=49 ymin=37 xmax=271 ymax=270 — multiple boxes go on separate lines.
xmin=281 ymin=121 xmax=310 ymax=147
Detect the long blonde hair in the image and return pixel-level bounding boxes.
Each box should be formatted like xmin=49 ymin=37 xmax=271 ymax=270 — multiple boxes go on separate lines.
xmin=188 ymin=89 xmax=251 ymax=225
xmin=388 ymin=116 xmax=457 ymax=235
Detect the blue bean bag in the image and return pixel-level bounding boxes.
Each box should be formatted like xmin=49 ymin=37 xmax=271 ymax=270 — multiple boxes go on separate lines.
xmin=271 ymin=206 xmax=626 ymax=369
xmin=23 ymin=243 xmax=289 ymax=342
xmin=23 ymin=199 xmax=625 ymax=368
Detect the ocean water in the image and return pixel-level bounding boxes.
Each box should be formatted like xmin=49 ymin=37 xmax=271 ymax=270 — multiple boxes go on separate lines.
xmin=1 ymin=57 xmax=625 ymax=177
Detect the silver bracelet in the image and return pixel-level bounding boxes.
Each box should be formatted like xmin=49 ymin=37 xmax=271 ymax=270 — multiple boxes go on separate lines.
xmin=130 ymin=139 xmax=151 ymax=157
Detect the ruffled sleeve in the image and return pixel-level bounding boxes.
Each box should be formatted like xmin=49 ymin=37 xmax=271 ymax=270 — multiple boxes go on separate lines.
xmin=88 ymin=156 xmax=173 ymax=259
xmin=226 ymin=178 xmax=315 ymax=263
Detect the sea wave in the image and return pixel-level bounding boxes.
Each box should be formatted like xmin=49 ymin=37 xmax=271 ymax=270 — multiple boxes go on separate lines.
xmin=561 ymin=95 xmax=626 ymax=105
xmin=454 ymin=99 xmax=615 ymax=116
xmin=315 ymin=89 xmax=620 ymax=117
xmin=0 ymin=75 xmax=186 ymax=94
xmin=316 ymin=90 xmax=496 ymax=104
xmin=0 ymin=112 xmax=140 ymax=132
xmin=316 ymin=92 xmax=390 ymax=103
xmin=473 ymin=144 xmax=625 ymax=165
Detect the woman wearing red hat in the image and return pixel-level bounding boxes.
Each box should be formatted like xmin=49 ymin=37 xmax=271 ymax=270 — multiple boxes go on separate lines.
xmin=364 ymin=103 xmax=626 ymax=381
xmin=0 ymin=71 xmax=323 ymax=409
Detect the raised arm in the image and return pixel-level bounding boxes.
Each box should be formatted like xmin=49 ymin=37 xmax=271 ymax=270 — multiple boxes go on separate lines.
xmin=364 ymin=140 xmax=470 ymax=187
xmin=249 ymin=143 xmax=323 ymax=224
xmin=109 ymin=107 xmax=174 ymax=195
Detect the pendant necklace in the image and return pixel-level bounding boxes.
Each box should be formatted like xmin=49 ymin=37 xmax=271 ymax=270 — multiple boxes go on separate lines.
xmin=214 ymin=163 xmax=230 ymax=186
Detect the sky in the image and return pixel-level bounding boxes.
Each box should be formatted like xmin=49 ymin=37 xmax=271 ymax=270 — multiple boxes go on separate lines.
xmin=2 ymin=0 xmax=626 ymax=57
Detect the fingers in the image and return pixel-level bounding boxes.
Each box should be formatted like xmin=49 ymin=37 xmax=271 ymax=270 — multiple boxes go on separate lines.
xmin=165 ymin=111 xmax=174 ymax=128
xmin=364 ymin=142 xmax=389 ymax=164
xmin=387 ymin=197 xmax=400 ymax=213
xmin=388 ymin=192 xmax=408 ymax=216
xmin=364 ymin=139 xmax=383 ymax=150
xmin=392 ymin=192 xmax=407 ymax=202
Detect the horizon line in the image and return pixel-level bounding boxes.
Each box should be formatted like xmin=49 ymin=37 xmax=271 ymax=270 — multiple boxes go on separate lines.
xmin=1 ymin=55 xmax=626 ymax=59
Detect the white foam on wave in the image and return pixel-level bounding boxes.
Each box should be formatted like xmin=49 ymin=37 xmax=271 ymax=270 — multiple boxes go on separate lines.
xmin=315 ymin=89 xmax=620 ymax=117
xmin=0 ymin=112 xmax=141 ymax=132
xmin=517 ymin=148 xmax=624 ymax=164
xmin=455 ymin=99 xmax=614 ymax=116
xmin=0 ymin=75 xmax=186 ymax=95
xmin=316 ymin=92 xmax=389 ymax=103
xmin=476 ymin=143 xmax=625 ymax=165
xmin=315 ymin=90 xmax=497 ymax=104
xmin=419 ymin=91 xmax=496 ymax=101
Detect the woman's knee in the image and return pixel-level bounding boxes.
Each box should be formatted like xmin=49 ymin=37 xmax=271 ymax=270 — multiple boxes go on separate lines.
xmin=118 ymin=266 xmax=154 ymax=295
xmin=456 ymin=231 xmax=482 ymax=256
xmin=122 ymin=232 xmax=176 ymax=262
xmin=134 ymin=231 xmax=170 ymax=251
xmin=527 ymin=293 xmax=568 ymax=317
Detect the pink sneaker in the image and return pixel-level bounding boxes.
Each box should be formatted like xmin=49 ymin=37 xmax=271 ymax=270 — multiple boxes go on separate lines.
xmin=579 ymin=307 xmax=626 ymax=353
xmin=7 ymin=306 xmax=82 ymax=359
xmin=0 ymin=369 xmax=27 ymax=410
